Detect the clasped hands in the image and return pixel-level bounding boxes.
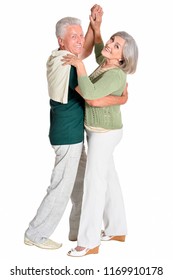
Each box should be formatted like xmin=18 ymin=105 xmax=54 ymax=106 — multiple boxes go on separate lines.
xmin=90 ymin=4 xmax=103 ymax=30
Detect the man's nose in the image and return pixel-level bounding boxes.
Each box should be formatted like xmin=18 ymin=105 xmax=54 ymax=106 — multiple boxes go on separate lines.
xmin=76 ymin=36 xmax=82 ymax=43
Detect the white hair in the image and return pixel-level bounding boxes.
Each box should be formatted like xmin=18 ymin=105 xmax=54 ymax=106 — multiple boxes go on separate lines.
xmin=111 ymin=31 xmax=138 ymax=74
xmin=55 ymin=17 xmax=81 ymax=38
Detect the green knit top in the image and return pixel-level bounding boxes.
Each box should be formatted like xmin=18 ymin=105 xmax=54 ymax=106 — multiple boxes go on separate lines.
xmin=78 ymin=43 xmax=127 ymax=130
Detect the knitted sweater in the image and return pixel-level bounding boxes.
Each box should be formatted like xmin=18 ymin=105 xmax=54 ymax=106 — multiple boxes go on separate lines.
xmin=78 ymin=43 xmax=127 ymax=130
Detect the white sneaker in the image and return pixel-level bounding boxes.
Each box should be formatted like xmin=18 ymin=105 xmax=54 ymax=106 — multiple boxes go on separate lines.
xmin=24 ymin=237 xmax=62 ymax=249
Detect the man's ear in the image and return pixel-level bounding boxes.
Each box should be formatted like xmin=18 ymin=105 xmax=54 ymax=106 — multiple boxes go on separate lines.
xmin=58 ymin=37 xmax=64 ymax=47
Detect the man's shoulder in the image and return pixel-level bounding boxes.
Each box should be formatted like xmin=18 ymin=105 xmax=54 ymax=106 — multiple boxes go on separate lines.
xmin=53 ymin=49 xmax=70 ymax=56
xmin=49 ymin=49 xmax=72 ymax=60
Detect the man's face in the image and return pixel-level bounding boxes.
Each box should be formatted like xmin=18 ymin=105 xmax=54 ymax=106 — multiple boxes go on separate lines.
xmin=59 ymin=25 xmax=85 ymax=56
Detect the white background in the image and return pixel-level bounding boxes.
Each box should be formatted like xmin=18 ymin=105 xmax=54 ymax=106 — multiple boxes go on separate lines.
xmin=0 ymin=0 xmax=173 ymax=279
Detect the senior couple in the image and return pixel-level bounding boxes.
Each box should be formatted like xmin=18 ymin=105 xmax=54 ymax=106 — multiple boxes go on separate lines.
xmin=24 ymin=4 xmax=138 ymax=257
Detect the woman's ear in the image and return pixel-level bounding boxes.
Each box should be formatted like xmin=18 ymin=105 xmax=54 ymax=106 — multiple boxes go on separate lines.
xmin=119 ymin=59 xmax=124 ymax=65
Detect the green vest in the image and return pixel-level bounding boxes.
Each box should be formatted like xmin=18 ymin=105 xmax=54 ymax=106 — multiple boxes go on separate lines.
xmin=49 ymin=67 xmax=85 ymax=145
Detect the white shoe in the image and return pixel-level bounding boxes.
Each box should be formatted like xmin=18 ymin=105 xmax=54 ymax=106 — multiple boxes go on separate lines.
xmin=67 ymin=246 xmax=99 ymax=257
xmin=24 ymin=237 xmax=62 ymax=249
xmin=101 ymin=230 xmax=125 ymax=242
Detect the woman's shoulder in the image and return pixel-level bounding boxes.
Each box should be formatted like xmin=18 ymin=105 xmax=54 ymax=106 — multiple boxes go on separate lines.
xmin=110 ymin=67 xmax=126 ymax=74
xmin=104 ymin=67 xmax=126 ymax=80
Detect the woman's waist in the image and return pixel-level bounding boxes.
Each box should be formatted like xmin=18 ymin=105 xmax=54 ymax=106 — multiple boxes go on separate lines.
xmin=84 ymin=113 xmax=123 ymax=130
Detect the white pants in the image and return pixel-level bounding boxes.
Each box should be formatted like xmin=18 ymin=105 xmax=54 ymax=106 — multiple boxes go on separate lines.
xmin=78 ymin=129 xmax=127 ymax=248
xmin=25 ymin=142 xmax=86 ymax=243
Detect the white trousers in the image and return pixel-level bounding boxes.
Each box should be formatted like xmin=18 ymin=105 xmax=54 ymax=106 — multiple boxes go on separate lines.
xmin=78 ymin=129 xmax=127 ymax=248
xmin=25 ymin=142 xmax=86 ymax=243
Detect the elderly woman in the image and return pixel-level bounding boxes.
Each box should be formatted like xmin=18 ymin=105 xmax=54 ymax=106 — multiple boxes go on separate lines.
xmin=62 ymin=12 xmax=138 ymax=257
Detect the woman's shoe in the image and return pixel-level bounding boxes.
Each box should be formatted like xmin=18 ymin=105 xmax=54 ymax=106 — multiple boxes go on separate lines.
xmin=67 ymin=246 xmax=99 ymax=257
xmin=101 ymin=230 xmax=125 ymax=242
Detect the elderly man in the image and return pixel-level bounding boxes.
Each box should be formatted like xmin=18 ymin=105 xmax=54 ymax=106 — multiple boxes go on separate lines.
xmin=24 ymin=5 xmax=128 ymax=250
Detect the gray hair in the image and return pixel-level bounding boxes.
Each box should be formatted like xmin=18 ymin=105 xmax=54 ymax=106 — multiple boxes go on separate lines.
xmin=55 ymin=17 xmax=81 ymax=38
xmin=112 ymin=31 xmax=138 ymax=74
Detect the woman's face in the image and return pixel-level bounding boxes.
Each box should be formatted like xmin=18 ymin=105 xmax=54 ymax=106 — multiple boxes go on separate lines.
xmin=101 ymin=35 xmax=125 ymax=61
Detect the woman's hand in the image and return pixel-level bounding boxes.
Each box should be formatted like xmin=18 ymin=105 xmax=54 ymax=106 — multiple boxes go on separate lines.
xmin=121 ymin=83 xmax=128 ymax=103
xmin=61 ymin=54 xmax=83 ymax=68
xmin=61 ymin=54 xmax=87 ymax=77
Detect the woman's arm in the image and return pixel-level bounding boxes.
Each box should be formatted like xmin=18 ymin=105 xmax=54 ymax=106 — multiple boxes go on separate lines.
xmin=61 ymin=55 xmax=126 ymax=100
xmin=90 ymin=8 xmax=103 ymax=44
xmin=62 ymin=56 xmax=128 ymax=107
xmin=73 ymin=83 xmax=128 ymax=107
xmin=90 ymin=10 xmax=105 ymax=65
xmin=86 ymin=84 xmax=128 ymax=107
